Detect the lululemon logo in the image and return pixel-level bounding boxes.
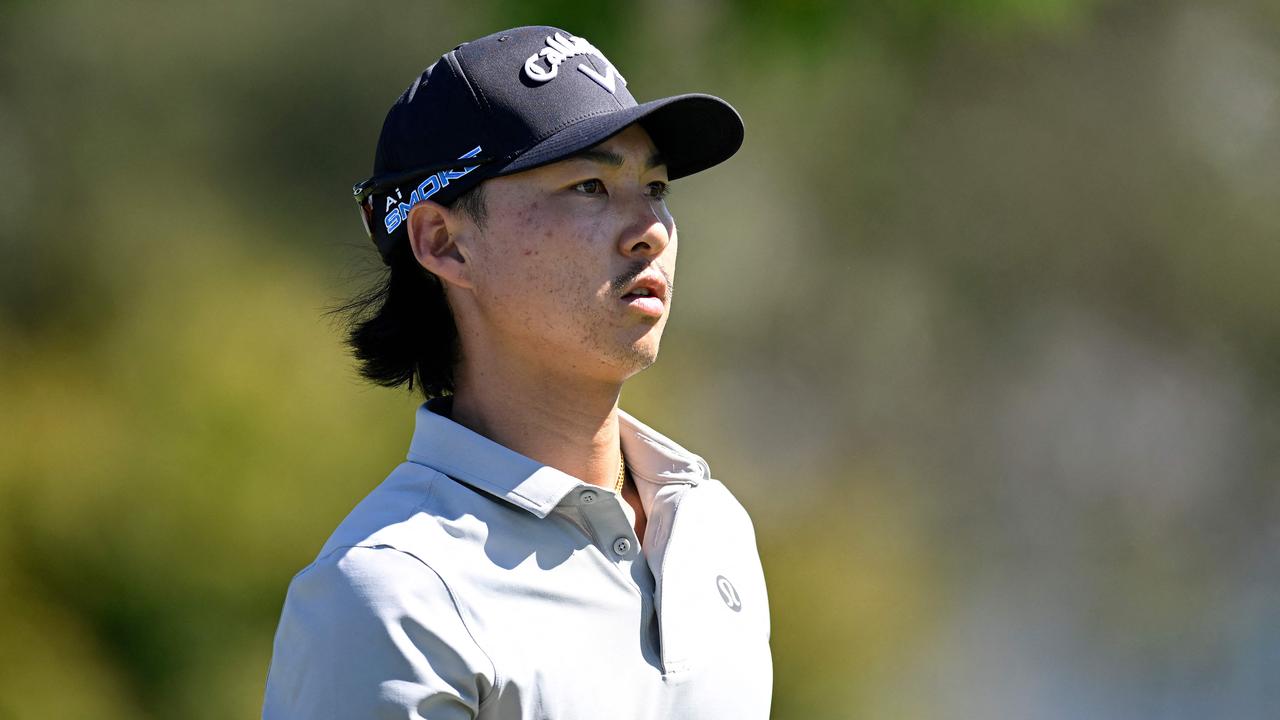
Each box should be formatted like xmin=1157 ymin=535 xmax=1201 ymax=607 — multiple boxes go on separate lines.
xmin=716 ymin=575 xmax=742 ymax=612
xmin=522 ymin=32 xmax=627 ymax=94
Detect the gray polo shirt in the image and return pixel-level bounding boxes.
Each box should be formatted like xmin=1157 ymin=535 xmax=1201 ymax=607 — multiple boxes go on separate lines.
xmin=262 ymin=398 xmax=772 ymax=719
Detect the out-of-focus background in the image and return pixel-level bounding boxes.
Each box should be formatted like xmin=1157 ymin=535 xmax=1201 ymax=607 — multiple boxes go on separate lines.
xmin=2 ymin=0 xmax=1278 ymax=717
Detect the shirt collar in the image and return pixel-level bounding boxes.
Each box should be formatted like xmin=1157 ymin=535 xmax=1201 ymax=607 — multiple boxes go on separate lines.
xmin=406 ymin=396 xmax=708 ymax=518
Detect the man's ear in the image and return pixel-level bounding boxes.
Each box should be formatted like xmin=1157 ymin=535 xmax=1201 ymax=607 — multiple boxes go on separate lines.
xmin=406 ymin=201 xmax=474 ymax=289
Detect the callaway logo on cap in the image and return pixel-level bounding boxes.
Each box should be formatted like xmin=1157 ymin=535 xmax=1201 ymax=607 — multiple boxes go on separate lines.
xmin=352 ymin=25 xmax=745 ymax=264
xmin=522 ymin=32 xmax=626 ymax=92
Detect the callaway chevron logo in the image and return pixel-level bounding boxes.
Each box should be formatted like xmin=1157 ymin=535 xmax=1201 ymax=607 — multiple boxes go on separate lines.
xmin=522 ymin=33 xmax=627 ymax=94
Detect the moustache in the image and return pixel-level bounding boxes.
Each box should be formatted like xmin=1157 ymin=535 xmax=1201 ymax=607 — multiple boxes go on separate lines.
xmin=611 ymin=262 xmax=673 ymax=298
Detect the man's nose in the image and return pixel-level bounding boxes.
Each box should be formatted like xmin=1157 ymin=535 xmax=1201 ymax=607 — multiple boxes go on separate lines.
xmin=618 ymin=197 xmax=673 ymax=258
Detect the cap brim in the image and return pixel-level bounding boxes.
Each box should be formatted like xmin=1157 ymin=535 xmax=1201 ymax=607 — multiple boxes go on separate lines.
xmin=496 ymin=93 xmax=744 ymax=181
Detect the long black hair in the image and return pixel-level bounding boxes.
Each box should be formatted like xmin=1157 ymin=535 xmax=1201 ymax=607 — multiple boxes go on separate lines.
xmin=330 ymin=185 xmax=486 ymax=399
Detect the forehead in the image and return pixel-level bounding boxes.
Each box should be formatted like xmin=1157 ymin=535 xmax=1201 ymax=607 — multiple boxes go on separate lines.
xmin=568 ymin=123 xmax=662 ymax=163
xmin=479 ymin=124 xmax=668 ymax=205
xmin=526 ymin=124 xmax=666 ymax=178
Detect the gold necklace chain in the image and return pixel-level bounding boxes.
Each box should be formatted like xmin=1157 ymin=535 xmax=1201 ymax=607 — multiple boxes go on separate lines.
xmin=613 ymin=449 xmax=626 ymax=494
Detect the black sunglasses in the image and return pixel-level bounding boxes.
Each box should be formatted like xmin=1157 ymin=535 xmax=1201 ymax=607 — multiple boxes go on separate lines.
xmin=351 ymin=153 xmax=494 ymax=238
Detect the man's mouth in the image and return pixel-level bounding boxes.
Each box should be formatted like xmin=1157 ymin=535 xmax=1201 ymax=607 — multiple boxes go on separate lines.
xmin=620 ymin=289 xmax=664 ymax=317
xmin=618 ymin=268 xmax=669 ymax=318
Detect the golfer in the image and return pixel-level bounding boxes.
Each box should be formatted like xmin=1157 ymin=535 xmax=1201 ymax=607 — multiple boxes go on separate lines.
xmin=262 ymin=25 xmax=772 ymax=719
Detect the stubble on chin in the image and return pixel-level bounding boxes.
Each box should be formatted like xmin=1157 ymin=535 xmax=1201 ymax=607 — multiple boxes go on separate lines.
xmin=605 ymin=321 xmax=665 ymax=379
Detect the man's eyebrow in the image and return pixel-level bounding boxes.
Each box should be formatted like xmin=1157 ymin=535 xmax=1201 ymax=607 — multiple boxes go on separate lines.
xmin=567 ymin=148 xmax=668 ymax=171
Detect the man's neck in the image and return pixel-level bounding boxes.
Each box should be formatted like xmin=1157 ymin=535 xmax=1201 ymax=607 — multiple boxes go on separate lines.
xmin=448 ymin=353 xmax=625 ymax=491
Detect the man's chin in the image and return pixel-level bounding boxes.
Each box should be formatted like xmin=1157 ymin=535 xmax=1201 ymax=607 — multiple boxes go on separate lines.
xmin=610 ymin=336 xmax=661 ymax=380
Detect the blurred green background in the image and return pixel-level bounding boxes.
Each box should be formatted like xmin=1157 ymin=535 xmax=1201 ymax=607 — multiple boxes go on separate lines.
xmin=2 ymin=0 xmax=1279 ymax=717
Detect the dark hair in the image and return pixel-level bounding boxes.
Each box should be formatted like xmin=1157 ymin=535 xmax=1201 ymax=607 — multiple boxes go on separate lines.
xmin=331 ymin=184 xmax=487 ymax=398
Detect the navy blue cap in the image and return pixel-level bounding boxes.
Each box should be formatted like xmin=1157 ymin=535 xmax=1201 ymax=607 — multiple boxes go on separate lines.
xmin=353 ymin=26 xmax=745 ymax=264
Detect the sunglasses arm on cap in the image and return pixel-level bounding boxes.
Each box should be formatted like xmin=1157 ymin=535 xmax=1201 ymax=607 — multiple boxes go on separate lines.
xmin=352 ymin=155 xmax=494 ymax=239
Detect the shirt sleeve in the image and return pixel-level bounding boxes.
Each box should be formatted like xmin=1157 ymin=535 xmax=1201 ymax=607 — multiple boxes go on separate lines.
xmin=262 ymin=545 xmax=495 ymax=720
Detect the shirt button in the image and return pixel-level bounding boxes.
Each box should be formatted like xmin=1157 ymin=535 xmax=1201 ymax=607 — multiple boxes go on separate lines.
xmin=580 ymin=489 xmax=598 ymax=504
xmin=613 ymin=537 xmax=632 ymax=556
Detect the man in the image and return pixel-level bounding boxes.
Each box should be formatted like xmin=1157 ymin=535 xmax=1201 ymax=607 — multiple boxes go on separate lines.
xmin=262 ymin=25 xmax=771 ymax=719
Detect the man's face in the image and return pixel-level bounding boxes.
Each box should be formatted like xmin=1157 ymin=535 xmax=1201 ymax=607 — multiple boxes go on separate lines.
xmin=457 ymin=123 xmax=677 ymax=383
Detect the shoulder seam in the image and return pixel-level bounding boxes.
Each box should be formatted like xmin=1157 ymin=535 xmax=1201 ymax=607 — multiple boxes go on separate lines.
xmin=306 ymin=468 xmax=501 ymax=711
xmin=313 ymin=542 xmax=501 ymax=710
xmin=409 ymin=469 xmax=500 ymax=708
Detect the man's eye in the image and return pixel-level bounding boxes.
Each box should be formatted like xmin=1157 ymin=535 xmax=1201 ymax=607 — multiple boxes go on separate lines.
xmin=647 ymin=181 xmax=671 ymax=200
xmin=573 ymin=179 xmax=606 ymax=194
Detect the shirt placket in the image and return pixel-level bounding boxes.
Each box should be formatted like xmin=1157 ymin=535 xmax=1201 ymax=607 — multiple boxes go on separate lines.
xmin=569 ymin=486 xmax=646 ymax=581
xmin=560 ymin=486 xmax=662 ymax=653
